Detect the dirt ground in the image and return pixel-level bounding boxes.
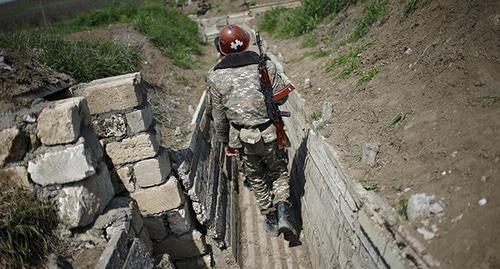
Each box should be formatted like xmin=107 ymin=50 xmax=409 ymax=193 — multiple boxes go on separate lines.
xmin=66 ymin=25 xmax=215 ymax=150
xmin=262 ymin=0 xmax=500 ymax=268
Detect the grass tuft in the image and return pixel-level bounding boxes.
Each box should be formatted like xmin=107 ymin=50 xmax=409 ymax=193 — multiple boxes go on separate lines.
xmin=397 ymin=198 xmax=409 ymax=220
xmin=385 ymin=111 xmax=412 ymax=128
xmin=300 ymin=34 xmax=319 ymax=48
xmin=403 ymin=0 xmax=418 ymax=16
xmin=0 ymin=181 xmax=58 ymax=268
xmin=350 ymin=0 xmax=388 ymax=42
xmin=303 ymin=49 xmax=331 ymax=59
xmin=357 ymin=66 xmax=380 ymax=87
xmin=361 ymin=180 xmax=379 ymax=191
xmin=308 ymin=111 xmax=322 ymax=122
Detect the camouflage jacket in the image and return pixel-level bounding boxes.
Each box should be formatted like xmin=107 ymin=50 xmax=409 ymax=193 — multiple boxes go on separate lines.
xmin=206 ymin=51 xmax=285 ymax=148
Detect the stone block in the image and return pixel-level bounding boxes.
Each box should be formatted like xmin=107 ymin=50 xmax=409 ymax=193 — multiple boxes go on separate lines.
xmin=0 ymin=166 xmax=31 ymax=189
xmin=123 ymin=239 xmax=154 ymax=269
xmin=116 ymin=166 xmax=135 ymax=192
xmin=106 ymin=133 xmax=159 ymax=165
xmin=95 ymin=228 xmax=130 ymax=269
xmin=153 ymin=230 xmax=207 ymax=259
xmin=126 ymin=107 xmax=153 ymax=134
xmin=0 ymin=127 xmax=27 ymax=166
xmin=57 ymin=163 xmax=115 ymax=228
xmin=93 ymin=114 xmax=126 ymax=138
xmin=37 ymin=97 xmax=89 ymax=146
xmin=131 ymin=177 xmax=184 ymax=216
xmin=28 ymin=143 xmax=95 ymax=186
xmin=74 ymin=72 xmax=145 ymax=115
xmin=175 ymin=255 xmax=213 ymax=269
xmin=166 ymin=203 xmax=193 ymax=235
xmin=133 ymin=152 xmax=171 ymax=188
xmin=143 ymin=216 xmax=168 ymax=241
xmin=81 ymin=128 xmax=104 ymax=161
xmin=91 ymin=197 xmax=142 ymax=237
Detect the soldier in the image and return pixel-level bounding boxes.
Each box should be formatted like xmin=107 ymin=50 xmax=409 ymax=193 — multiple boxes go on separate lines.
xmin=207 ymin=24 xmax=297 ymax=239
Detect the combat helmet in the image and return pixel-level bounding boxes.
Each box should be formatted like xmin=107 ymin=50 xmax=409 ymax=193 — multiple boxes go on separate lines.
xmin=218 ymin=24 xmax=250 ymax=55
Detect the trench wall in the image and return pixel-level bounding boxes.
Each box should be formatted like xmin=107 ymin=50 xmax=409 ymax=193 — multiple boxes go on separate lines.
xmin=268 ymin=54 xmax=439 ymax=269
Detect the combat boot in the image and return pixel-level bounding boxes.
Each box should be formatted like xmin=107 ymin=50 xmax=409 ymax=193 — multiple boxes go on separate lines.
xmin=277 ymin=202 xmax=298 ymax=241
xmin=264 ymin=211 xmax=279 ymax=237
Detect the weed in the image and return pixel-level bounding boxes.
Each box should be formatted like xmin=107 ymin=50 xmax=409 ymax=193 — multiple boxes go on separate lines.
xmin=249 ymin=0 xmax=257 ymax=6
xmin=259 ymin=7 xmax=288 ymax=33
xmin=361 ymin=180 xmax=379 ymax=191
xmin=403 ymin=0 xmax=418 ymax=16
xmin=397 ymin=198 xmax=409 ymax=220
xmin=326 ymin=43 xmax=371 ymax=72
xmin=338 ymin=59 xmax=361 ymax=79
xmin=384 ymin=111 xmax=412 ymax=128
xmin=303 ymin=49 xmax=331 ymax=59
xmin=0 ymin=180 xmax=58 ymax=268
xmin=350 ymin=0 xmax=388 ymax=42
xmin=308 ymin=111 xmax=322 ymax=122
xmin=482 ymin=95 xmax=500 ymax=105
xmin=300 ymin=34 xmax=319 ymax=48
xmin=357 ymin=66 xmax=380 ymax=86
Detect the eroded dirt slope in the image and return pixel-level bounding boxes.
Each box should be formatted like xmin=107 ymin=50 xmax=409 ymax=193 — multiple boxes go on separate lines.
xmin=264 ymin=0 xmax=500 ymax=268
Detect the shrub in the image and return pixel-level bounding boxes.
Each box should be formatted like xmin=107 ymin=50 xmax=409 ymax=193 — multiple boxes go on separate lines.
xmin=0 ymin=181 xmax=58 ymax=268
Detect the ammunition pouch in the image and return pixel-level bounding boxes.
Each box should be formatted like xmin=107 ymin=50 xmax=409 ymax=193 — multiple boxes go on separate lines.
xmin=232 ymin=121 xmax=271 ymax=155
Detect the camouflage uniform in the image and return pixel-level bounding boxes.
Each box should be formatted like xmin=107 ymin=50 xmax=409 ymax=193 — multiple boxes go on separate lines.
xmin=207 ymin=52 xmax=290 ymax=214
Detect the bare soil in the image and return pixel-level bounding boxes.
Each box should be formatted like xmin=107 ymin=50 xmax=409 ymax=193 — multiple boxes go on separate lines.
xmin=66 ymin=25 xmax=215 ymax=149
xmin=263 ymin=0 xmax=500 ymax=268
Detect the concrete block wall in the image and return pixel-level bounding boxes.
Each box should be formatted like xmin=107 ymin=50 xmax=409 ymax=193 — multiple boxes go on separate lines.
xmin=267 ymin=53 xmax=440 ymax=269
xmin=72 ymin=72 xmax=209 ymax=264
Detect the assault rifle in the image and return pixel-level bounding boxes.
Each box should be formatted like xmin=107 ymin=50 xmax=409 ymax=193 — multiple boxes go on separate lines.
xmin=256 ymin=32 xmax=294 ymax=149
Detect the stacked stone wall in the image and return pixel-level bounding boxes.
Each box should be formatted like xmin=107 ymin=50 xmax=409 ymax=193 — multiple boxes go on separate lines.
xmin=72 ymin=72 xmax=210 ymax=267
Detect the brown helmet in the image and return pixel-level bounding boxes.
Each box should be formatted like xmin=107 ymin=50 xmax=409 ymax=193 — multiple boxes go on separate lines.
xmin=218 ymin=24 xmax=250 ymax=55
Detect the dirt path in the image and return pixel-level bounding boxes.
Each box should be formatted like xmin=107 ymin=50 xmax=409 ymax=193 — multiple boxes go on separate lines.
xmin=239 ymin=176 xmax=311 ymax=269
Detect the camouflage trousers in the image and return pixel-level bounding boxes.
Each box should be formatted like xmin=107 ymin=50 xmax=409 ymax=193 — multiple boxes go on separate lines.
xmin=241 ymin=140 xmax=290 ymax=214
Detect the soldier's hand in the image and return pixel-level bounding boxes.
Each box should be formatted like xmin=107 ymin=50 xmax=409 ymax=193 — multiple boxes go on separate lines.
xmin=225 ymin=146 xmax=239 ymax=156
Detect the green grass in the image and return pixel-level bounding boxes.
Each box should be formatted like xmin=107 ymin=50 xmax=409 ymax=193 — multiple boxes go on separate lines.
xmin=300 ymin=34 xmax=319 ymax=48
xmin=384 ymin=111 xmax=412 ymax=128
xmin=397 ymin=198 xmax=409 ymax=220
xmin=259 ymin=0 xmax=358 ymax=37
xmin=357 ymin=66 xmax=380 ymax=86
xmin=308 ymin=111 xmax=322 ymax=122
xmin=303 ymin=49 xmax=331 ymax=59
xmin=0 ymin=181 xmax=58 ymax=268
xmin=361 ymin=180 xmax=379 ymax=191
xmin=403 ymin=0 xmax=418 ymax=15
xmin=482 ymin=95 xmax=500 ymax=105
xmin=350 ymin=0 xmax=388 ymax=42
xmin=338 ymin=59 xmax=361 ymax=79
xmin=0 ymin=32 xmax=141 ymax=82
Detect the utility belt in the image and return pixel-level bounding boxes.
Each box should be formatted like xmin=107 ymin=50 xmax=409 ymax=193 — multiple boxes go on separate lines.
xmin=231 ymin=120 xmax=273 ymax=155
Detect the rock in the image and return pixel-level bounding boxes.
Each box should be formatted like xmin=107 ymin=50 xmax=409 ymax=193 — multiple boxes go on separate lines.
xmin=188 ymin=105 xmax=195 ymax=115
xmin=321 ymin=102 xmax=333 ymax=122
xmin=92 ymin=197 xmax=143 ymax=237
xmin=166 ymin=203 xmax=193 ymax=235
xmin=122 ymin=239 xmax=154 ymax=269
xmin=23 ymin=113 xmax=37 ymax=123
xmin=126 ymin=107 xmax=153 ymax=134
xmin=28 ymin=143 xmax=96 ymax=186
xmin=143 ymin=216 xmax=168 ymax=241
xmin=407 ymin=193 xmax=432 ymax=221
xmin=106 ymin=133 xmax=159 ymax=165
xmin=417 ymin=227 xmax=435 ymax=240
xmin=0 ymin=127 xmax=27 ymax=166
xmin=0 ymin=166 xmax=31 ymax=189
xmin=73 ymin=72 xmax=145 ymax=115
xmin=153 ymin=229 xmax=207 ymax=258
xmin=304 ymin=78 xmax=311 ymax=90
xmin=133 ymin=152 xmax=171 ymax=188
xmin=95 ymin=229 xmax=130 ymax=269
xmin=139 ymin=228 xmax=154 ymax=253
xmin=46 ymin=253 xmax=72 ymax=269
xmin=361 ymin=143 xmax=379 ymax=167
xmin=174 ymin=127 xmax=182 ymax=136
xmin=312 ymin=119 xmax=323 ymax=130
xmin=478 ymin=197 xmax=487 ymax=206
xmin=93 ymin=114 xmax=126 ymax=138
xmin=37 ymin=97 xmax=89 ymax=145
xmin=155 ymin=254 xmax=176 ymax=269
xmin=116 ymin=166 xmax=135 ymax=192
xmin=57 ymin=163 xmax=114 ymax=228
xmin=131 ymin=177 xmax=184 ymax=216
xmin=80 ymin=128 xmax=104 ymax=160
xmin=175 ymin=255 xmax=213 ymax=269
xmin=429 ymin=202 xmax=444 ymax=216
